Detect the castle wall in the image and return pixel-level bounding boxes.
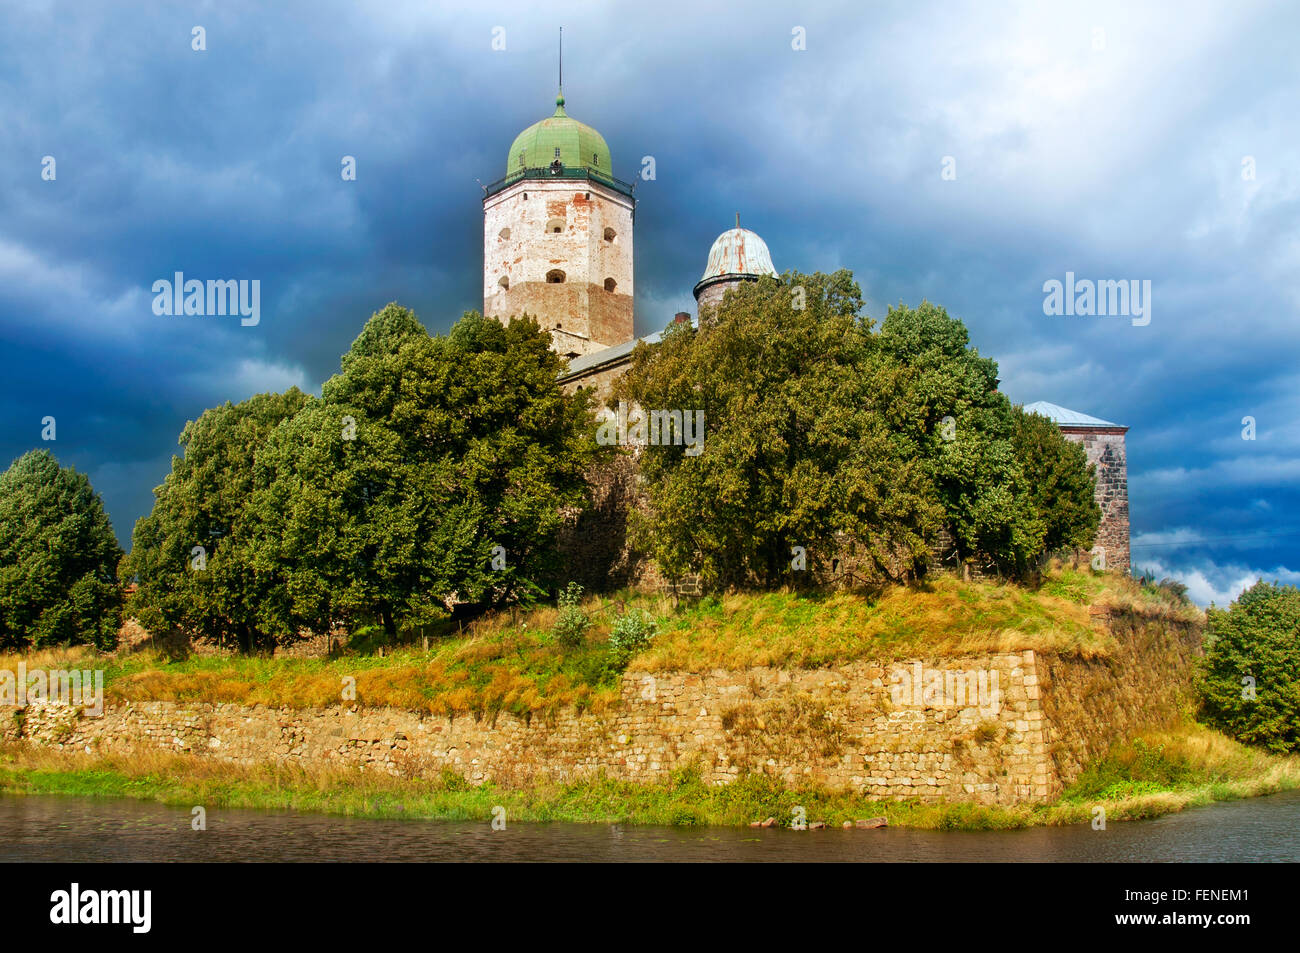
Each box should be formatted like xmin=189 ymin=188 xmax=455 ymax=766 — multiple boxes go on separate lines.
xmin=7 ymin=609 xmax=1199 ymax=806
xmin=561 ymin=358 xmax=631 ymax=405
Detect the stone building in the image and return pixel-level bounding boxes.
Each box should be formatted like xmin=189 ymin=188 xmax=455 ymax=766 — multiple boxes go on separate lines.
xmin=483 ymin=89 xmax=1132 ymax=578
xmin=693 ymin=217 xmax=779 ymax=315
xmin=482 ymin=90 xmax=635 ymax=359
xmin=1022 ymin=402 xmax=1131 ymax=573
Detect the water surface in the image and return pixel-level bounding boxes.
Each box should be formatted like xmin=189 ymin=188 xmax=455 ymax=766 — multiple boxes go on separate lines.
xmin=2 ymin=790 xmax=1296 ymax=862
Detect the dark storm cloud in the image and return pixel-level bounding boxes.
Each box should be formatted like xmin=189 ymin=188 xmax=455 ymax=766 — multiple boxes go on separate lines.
xmin=1 ymin=0 xmax=1296 ymax=604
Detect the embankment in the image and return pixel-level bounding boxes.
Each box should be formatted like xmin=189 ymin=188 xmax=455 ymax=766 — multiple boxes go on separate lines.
xmin=3 ymin=607 xmax=1200 ymax=806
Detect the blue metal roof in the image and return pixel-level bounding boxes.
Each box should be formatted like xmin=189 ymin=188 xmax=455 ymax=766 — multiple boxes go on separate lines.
xmin=1023 ymin=400 xmax=1121 ymax=427
xmin=560 ymin=330 xmax=663 ymax=378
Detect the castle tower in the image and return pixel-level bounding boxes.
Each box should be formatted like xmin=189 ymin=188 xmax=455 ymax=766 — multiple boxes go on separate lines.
xmin=483 ymin=90 xmax=635 ymax=358
xmin=693 ymin=216 xmax=779 ymax=314
xmin=1023 ymin=401 xmax=1131 ymax=573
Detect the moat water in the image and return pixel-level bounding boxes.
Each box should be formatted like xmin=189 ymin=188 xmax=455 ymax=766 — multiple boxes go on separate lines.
xmin=2 ymin=789 xmax=1297 ymax=861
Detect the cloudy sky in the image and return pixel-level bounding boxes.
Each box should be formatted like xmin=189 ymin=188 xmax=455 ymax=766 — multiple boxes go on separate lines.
xmin=1 ymin=0 xmax=1296 ymax=606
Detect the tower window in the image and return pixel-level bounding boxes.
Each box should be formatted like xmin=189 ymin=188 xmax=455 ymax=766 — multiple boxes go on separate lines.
xmin=545 ymin=217 xmax=565 ymax=234
xmin=546 ymin=269 xmax=566 ymax=283
xmin=604 ymin=278 xmax=617 ymax=292
xmin=593 ymin=153 xmax=599 ymax=166
xmin=498 ymin=276 xmax=509 ymax=290
xmin=518 ymin=152 xmax=524 ymax=167
xmin=498 ymin=227 xmax=510 ymax=240
xmin=603 ymin=227 xmax=616 ymax=242
xmin=554 ymin=147 xmax=561 ymax=158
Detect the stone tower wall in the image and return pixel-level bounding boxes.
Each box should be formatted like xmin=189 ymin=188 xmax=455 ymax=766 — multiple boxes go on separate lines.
xmin=1060 ymin=426 xmax=1130 ymax=573
xmin=694 ymin=277 xmax=746 ymax=316
xmin=483 ymin=178 xmax=634 ymax=356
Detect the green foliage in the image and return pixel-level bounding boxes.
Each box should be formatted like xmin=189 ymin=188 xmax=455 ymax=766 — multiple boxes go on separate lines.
xmin=1062 ymin=738 xmax=1201 ymax=801
xmin=248 ymin=304 xmax=594 ymax=642
xmin=608 ymin=608 xmax=657 ymax=661
xmin=117 ymin=303 xmax=594 ymax=654
xmin=121 ymin=388 xmax=309 ymax=652
xmin=620 ymin=271 xmax=942 ymax=588
xmin=1012 ymin=409 xmax=1101 ymax=555
xmin=618 ymin=274 xmax=1101 ymax=585
xmin=1196 ymin=580 xmax=1300 ymax=754
xmin=553 ymin=582 xmax=590 ymax=648
xmin=1137 ymin=571 xmax=1192 ymax=607
xmin=0 ymin=450 xmax=123 ymax=649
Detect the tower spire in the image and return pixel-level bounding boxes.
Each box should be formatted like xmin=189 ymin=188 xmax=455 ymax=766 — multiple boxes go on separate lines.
xmin=735 ymin=211 xmax=740 ymax=228
xmin=559 ymin=26 xmax=563 ymax=96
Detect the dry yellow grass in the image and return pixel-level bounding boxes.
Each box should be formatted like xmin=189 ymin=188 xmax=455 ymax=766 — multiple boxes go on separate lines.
xmin=0 ymin=566 xmax=1198 ymax=711
xmin=630 ymin=569 xmax=1143 ymax=673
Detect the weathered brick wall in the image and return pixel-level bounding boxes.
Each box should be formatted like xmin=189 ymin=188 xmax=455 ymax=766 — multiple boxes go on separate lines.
xmin=694 ymin=276 xmax=755 ymax=316
xmin=484 ymin=179 xmax=634 ymax=355
xmin=6 ymin=610 xmax=1198 ymax=806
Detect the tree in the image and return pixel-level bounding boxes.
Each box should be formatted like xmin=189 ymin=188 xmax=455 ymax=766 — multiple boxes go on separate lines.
xmin=619 ymin=280 xmax=1101 ymax=587
xmin=877 ymin=301 xmax=1051 ymax=574
xmin=1013 ymin=408 xmax=1101 ymax=555
xmin=1197 ymin=581 xmax=1300 ymax=754
xmin=122 ymin=388 xmax=309 ymax=652
xmin=619 ymin=271 xmax=942 ymax=588
xmin=0 ymin=450 xmax=123 ymax=649
xmin=250 ymin=304 xmax=593 ymax=640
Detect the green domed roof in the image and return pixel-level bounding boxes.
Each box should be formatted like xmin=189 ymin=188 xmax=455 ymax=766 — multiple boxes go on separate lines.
xmin=506 ymin=92 xmax=612 ymax=178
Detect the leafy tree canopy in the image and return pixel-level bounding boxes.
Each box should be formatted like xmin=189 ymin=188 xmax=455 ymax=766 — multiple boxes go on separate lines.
xmin=249 ymin=304 xmax=594 ymax=639
xmin=1197 ymin=580 xmax=1300 ymax=754
xmin=122 ymin=388 xmax=309 ymax=651
xmin=618 ymin=272 xmax=1099 ymax=587
xmin=0 ymin=449 xmax=123 ymax=649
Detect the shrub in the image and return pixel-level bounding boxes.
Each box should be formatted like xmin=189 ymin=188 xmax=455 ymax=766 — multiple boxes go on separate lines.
xmin=608 ymin=608 xmax=657 ymax=661
xmin=1196 ymin=580 xmax=1300 ymax=754
xmin=553 ymin=582 xmax=589 ymax=649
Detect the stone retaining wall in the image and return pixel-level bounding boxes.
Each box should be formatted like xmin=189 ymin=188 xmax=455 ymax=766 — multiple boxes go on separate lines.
xmin=3 ymin=610 xmax=1200 ymax=806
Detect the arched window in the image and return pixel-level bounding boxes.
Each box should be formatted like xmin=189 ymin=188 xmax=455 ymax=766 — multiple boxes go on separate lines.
xmin=545 ymin=218 xmax=565 ymax=234
xmin=498 ymin=276 xmax=509 ymax=290
xmin=546 ymin=269 xmax=566 ymax=283
xmin=603 ymin=227 xmax=616 ymax=242
xmin=593 ymin=153 xmax=599 ymax=166
xmin=498 ymin=227 xmax=510 ymax=240
xmin=603 ymin=277 xmax=617 ymax=292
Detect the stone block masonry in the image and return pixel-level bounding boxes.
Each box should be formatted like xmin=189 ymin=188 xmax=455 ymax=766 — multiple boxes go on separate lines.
xmin=1059 ymin=424 xmax=1130 ymax=573
xmin=6 ymin=610 xmax=1198 ymax=806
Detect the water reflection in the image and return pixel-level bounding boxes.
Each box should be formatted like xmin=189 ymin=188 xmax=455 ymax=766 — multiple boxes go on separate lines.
xmin=2 ymin=790 xmax=1297 ymax=862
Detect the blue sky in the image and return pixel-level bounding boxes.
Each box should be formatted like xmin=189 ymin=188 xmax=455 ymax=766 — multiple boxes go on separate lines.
xmin=1 ymin=0 xmax=1297 ymax=606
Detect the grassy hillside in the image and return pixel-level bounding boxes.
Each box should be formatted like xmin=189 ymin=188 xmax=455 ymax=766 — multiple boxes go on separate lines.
xmin=0 ymin=565 xmax=1199 ymax=718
